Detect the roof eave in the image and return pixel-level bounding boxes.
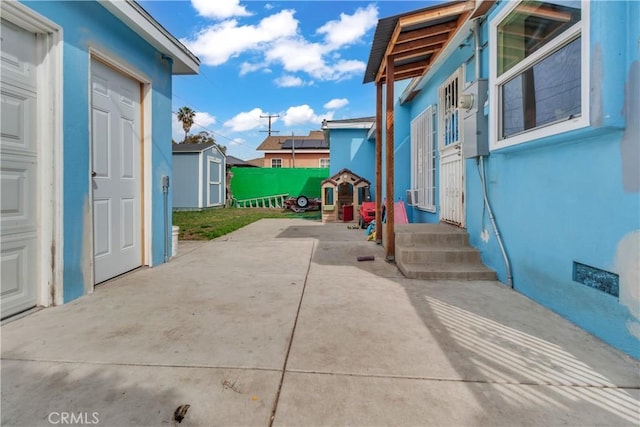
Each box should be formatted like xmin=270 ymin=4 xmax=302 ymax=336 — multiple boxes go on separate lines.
xmin=101 ymin=0 xmax=199 ymax=75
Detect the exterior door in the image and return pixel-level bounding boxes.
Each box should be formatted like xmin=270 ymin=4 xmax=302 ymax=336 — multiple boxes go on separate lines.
xmin=91 ymin=59 xmax=142 ymax=283
xmin=1 ymin=20 xmax=39 ymax=317
xmin=207 ymin=156 xmax=222 ymax=206
xmin=439 ymin=67 xmax=465 ymax=227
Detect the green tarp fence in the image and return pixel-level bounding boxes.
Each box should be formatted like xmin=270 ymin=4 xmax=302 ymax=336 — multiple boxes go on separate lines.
xmin=230 ymin=167 xmax=329 ymax=201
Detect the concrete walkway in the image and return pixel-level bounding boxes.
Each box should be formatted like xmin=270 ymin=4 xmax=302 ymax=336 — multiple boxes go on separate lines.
xmin=2 ymin=219 xmax=639 ymax=426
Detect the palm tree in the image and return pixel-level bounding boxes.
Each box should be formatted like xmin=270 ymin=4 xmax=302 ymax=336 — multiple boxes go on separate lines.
xmin=176 ymin=106 xmax=196 ymax=142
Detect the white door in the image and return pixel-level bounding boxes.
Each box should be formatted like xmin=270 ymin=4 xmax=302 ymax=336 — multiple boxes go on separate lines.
xmin=207 ymin=156 xmax=222 ymax=206
xmin=1 ymin=20 xmax=39 ymax=317
xmin=439 ymin=67 xmax=465 ymax=227
xmin=91 ymin=59 xmax=142 ymax=283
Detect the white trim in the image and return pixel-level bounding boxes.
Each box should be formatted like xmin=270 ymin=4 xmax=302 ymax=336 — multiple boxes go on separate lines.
xmin=206 ymin=155 xmax=222 ymax=207
xmin=142 ymin=81 xmax=153 ymax=267
xmin=271 ymin=158 xmax=283 ymax=168
xmin=262 ymin=149 xmax=329 ymax=154
xmin=198 ymin=151 xmax=203 ymax=208
xmin=99 ymin=0 xmax=199 ymax=75
xmin=319 ymin=158 xmax=330 ymax=168
xmin=488 ymin=0 xmax=590 ymax=150
xmin=2 ymin=1 xmax=64 ymax=307
xmin=410 ymin=105 xmax=436 ymax=212
xmin=324 ymin=121 xmax=375 ymax=130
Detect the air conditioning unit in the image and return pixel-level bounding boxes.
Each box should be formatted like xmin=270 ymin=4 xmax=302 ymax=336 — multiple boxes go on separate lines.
xmin=406 ymin=189 xmax=419 ymax=207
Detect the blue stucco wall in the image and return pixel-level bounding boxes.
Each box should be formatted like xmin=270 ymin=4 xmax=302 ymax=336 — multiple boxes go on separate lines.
xmin=389 ymin=1 xmax=640 ymax=357
xmin=329 ymin=129 xmax=376 ymax=195
xmin=22 ymin=1 xmax=174 ymax=302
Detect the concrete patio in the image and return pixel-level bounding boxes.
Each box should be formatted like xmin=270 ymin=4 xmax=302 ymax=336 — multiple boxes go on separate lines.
xmin=2 ymin=219 xmax=639 ymax=426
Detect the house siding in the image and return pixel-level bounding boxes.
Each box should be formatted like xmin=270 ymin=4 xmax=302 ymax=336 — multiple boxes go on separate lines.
xmin=21 ymin=1 xmax=174 ymax=302
xmin=378 ymin=1 xmax=639 ymax=357
xmin=173 ymin=153 xmax=200 ymax=209
xmin=264 ymin=152 xmax=329 ymax=168
xmin=328 ymin=129 xmax=376 ymax=187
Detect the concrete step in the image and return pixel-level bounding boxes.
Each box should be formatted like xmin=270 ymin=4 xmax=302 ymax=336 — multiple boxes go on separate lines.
xmin=393 ymin=223 xmax=496 ymax=281
xmin=397 ymin=262 xmax=497 ymax=280
xmin=395 ymin=224 xmax=470 ymax=247
xmin=396 ymin=244 xmax=481 ymax=264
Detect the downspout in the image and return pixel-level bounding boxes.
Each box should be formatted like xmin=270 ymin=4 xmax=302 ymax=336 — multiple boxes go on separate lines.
xmin=162 ymin=175 xmax=170 ymax=263
xmin=473 ymin=18 xmax=513 ymax=288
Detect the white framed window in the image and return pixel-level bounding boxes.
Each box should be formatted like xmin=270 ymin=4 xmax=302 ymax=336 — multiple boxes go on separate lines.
xmin=271 ymin=158 xmax=282 ymax=168
xmin=439 ymin=67 xmax=464 ymax=150
xmin=490 ymin=0 xmax=589 ymax=150
xmin=319 ymin=158 xmax=330 ymax=168
xmin=410 ymin=106 xmax=436 ymax=211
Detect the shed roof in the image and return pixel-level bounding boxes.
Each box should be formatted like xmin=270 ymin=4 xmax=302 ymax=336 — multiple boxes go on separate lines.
xmin=226 ymin=155 xmax=257 ymax=167
xmin=101 ymin=0 xmax=199 ymax=74
xmin=256 ymin=130 xmax=327 ymax=151
xmin=172 ymin=142 xmax=220 ymax=153
xmin=363 ymin=0 xmax=486 ymax=84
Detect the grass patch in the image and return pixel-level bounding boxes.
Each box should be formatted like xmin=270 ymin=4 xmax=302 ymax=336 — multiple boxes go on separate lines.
xmin=173 ymin=207 xmax=320 ymax=240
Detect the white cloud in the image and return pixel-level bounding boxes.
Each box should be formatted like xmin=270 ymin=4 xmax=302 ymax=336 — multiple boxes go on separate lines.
xmin=282 ymin=105 xmax=334 ymax=127
xmin=230 ymin=137 xmax=245 ymax=146
xmin=264 ymin=3 xmax=274 ymax=10
xmin=182 ymin=10 xmax=298 ymax=66
xmin=182 ymin=5 xmax=379 ymax=82
xmin=191 ymin=0 xmax=250 ymax=20
xmin=274 ymin=75 xmax=304 ymax=87
xmin=192 ymin=112 xmax=217 ymax=129
xmin=317 ymin=4 xmax=378 ymax=49
xmin=224 ymin=107 xmax=277 ymax=132
xmin=323 ymin=98 xmax=349 ymax=110
xmin=239 ymin=62 xmax=264 ymax=76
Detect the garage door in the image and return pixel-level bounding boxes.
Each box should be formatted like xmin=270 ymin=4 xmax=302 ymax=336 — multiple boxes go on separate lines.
xmin=91 ymin=59 xmax=142 ymax=283
xmin=1 ymin=20 xmax=39 ymax=318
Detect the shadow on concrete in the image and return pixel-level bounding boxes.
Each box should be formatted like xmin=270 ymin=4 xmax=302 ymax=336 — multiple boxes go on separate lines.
xmin=1 ymin=361 xmax=183 ymax=426
xmin=278 ymin=223 xmax=640 ymax=425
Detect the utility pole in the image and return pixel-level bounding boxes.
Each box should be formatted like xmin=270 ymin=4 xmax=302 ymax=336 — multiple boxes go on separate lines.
xmin=260 ymin=114 xmax=280 ymax=136
xmin=291 ymin=131 xmax=296 ymax=168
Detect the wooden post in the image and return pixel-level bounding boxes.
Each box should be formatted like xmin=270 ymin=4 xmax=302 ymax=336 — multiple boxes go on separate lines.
xmin=385 ymin=56 xmax=395 ymax=261
xmin=375 ymin=81 xmax=383 ymax=245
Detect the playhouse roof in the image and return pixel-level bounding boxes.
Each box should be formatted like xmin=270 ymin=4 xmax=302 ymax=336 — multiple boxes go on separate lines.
xmin=322 ymin=168 xmax=371 ymax=187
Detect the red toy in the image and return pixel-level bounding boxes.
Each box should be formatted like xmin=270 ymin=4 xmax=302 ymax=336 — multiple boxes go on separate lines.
xmin=358 ymin=201 xmax=376 ymax=228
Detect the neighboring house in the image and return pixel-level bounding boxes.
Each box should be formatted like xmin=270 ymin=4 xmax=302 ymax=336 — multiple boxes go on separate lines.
xmin=226 ymin=155 xmax=257 ymax=169
xmin=172 ymin=143 xmax=226 ymax=210
xmin=352 ymin=0 xmax=639 ymax=358
xmin=245 ymin=157 xmax=266 ymax=168
xmin=0 ymin=0 xmax=199 ymax=318
xmin=256 ymin=131 xmax=330 ymax=168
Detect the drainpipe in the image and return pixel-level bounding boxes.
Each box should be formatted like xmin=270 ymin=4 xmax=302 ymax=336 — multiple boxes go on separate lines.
xmin=478 ymin=157 xmax=513 ymax=288
xmin=162 ymin=175 xmax=170 ymax=263
xmin=473 ymin=18 xmax=513 ymax=288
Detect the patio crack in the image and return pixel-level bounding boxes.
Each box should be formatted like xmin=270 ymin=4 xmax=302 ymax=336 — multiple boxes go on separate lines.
xmin=268 ymin=239 xmax=316 ymax=427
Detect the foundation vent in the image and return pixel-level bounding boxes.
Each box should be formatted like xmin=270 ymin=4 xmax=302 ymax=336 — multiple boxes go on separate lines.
xmin=573 ymin=261 xmax=619 ymax=297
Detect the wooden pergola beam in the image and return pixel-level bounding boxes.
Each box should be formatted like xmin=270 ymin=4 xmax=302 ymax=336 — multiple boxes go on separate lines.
xmin=396 ymin=20 xmax=459 ymax=44
xmin=385 ymin=55 xmax=395 ymax=261
xmin=375 ymin=82 xmax=383 ymax=245
xmin=391 ymin=32 xmax=449 ymax=55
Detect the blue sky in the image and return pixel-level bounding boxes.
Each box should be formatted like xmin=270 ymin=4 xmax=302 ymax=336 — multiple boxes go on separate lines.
xmin=139 ymin=0 xmax=434 ymax=160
